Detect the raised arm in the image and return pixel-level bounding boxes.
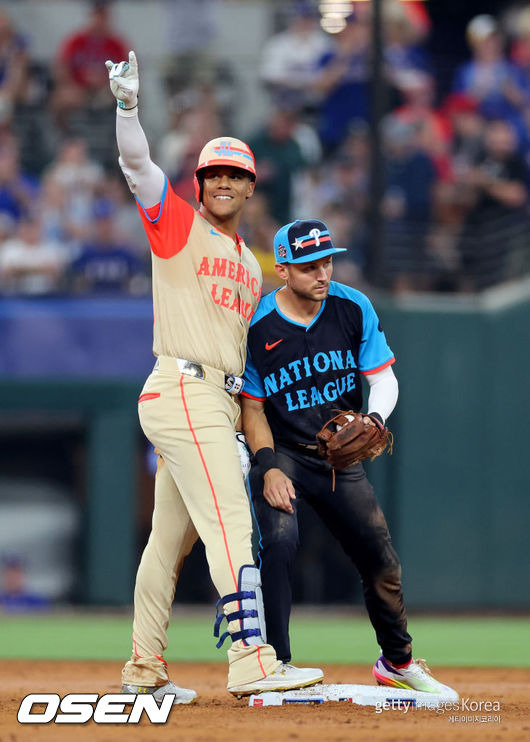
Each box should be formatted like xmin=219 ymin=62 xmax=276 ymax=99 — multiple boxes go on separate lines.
xmin=106 ymin=51 xmax=165 ymax=208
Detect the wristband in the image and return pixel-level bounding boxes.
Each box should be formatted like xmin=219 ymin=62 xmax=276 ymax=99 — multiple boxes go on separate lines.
xmin=116 ymin=99 xmax=138 ymax=117
xmin=254 ymin=447 xmax=278 ymax=475
xmin=117 ymin=98 xmax=138 ymax=110
xmin=367 ymin=412 xmax=384 ymax=429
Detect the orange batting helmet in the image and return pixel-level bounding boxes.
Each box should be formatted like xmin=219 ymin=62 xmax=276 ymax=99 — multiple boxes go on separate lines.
xmin=193 ymin=137 xmax=257 ymax=203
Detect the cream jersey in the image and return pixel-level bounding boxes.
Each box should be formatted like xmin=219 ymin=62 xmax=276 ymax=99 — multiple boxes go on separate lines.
xmin=137 ymin=177 xmax=262 ymax=376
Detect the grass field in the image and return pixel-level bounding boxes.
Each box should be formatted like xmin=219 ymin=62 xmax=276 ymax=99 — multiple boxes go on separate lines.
xmin=0 ymin=610 xmax=527 ymax=666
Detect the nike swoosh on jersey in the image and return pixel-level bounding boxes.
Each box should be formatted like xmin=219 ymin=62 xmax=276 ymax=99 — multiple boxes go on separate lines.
xmin=210 ymin=228 xmax=221 ymax=236
xmin=265 ymin=339 xmax=284 ymax=351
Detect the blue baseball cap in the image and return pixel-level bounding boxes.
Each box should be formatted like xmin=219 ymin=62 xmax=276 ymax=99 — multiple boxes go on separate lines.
xmin=273 ymin=219 xmax=347 ymax=263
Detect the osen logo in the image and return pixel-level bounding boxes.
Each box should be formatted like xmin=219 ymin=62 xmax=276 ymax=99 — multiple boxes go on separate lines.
xmin=17 ymin=693 xmax=174 ymax=724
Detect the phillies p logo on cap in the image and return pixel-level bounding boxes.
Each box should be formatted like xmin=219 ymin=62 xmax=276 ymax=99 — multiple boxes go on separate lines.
xmin=273 ymin=219 xmax=347 ymax=264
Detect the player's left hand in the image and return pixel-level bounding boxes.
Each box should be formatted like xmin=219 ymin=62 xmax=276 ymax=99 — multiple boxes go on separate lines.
xmin=316 ymin=410 xmax=392 ymax=470
xmin=236 ymin=432 xmax=251 ymax=480
xmin=106 ymin=50 xmax=139 ymax=109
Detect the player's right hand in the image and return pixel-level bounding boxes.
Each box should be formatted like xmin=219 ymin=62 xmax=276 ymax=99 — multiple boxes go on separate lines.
xmin=105 ymin=50 xmax=139 ymax=109
xmin=263 ymin=468 xmax=296 ymax=514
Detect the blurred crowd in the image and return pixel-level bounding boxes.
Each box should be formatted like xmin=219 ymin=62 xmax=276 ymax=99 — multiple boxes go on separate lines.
xmin=0 ymin=0 xmax=529 ymax=297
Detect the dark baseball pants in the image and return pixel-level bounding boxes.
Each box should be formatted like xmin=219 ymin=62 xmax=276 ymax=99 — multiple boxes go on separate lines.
xmin=249 ymin=443 xmax=412 ymax=666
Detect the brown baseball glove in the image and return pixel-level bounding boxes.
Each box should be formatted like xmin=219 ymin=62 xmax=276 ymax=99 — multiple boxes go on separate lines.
xmin=316 ymin=411 xmax=393 ymax=470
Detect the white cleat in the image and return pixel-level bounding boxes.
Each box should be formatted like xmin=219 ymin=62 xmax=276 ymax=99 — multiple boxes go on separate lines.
xmin=121 ymin=680 xmax=197 ymax=705
xmin=229 ymin=662 xmax=324 ymax=696
xmin=373 ymin=655 xmax=458 ymax=698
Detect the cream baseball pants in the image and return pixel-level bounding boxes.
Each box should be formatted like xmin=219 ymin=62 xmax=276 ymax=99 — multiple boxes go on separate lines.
xmin=121 ymin=356 xmax=279 ymax=689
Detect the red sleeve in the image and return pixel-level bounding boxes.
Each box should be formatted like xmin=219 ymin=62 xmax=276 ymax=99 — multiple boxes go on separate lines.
xmin=240 ymin=391 xmax=266 ymax=401
xmin=136 ymin=177 xmax=195 ymax=259
xmin=361 ymin=357 xmax=395 ymax=375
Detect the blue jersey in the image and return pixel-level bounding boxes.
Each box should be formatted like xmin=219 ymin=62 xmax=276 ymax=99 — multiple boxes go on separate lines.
xmin=241 ymin=282 xmax=394 ymax=446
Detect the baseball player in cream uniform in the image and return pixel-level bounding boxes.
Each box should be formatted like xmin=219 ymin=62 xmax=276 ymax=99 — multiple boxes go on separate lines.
xmin=106 ymin=52 xmax=322 ymax=703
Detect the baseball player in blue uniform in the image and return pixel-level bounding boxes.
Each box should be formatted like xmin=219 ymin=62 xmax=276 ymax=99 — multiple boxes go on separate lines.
xmin=240 ymin=219 xmax=455 ymax=694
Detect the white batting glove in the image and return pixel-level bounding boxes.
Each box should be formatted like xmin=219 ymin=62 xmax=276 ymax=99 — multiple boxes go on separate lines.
xmin=236 ymin=432 xmax=252 ymax=480
xmin=105 ymin=50 xmax=139 ymax=113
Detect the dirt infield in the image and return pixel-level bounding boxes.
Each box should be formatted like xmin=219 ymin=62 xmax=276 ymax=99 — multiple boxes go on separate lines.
xmin=1 ymin=660 xmax=528 ymax=741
